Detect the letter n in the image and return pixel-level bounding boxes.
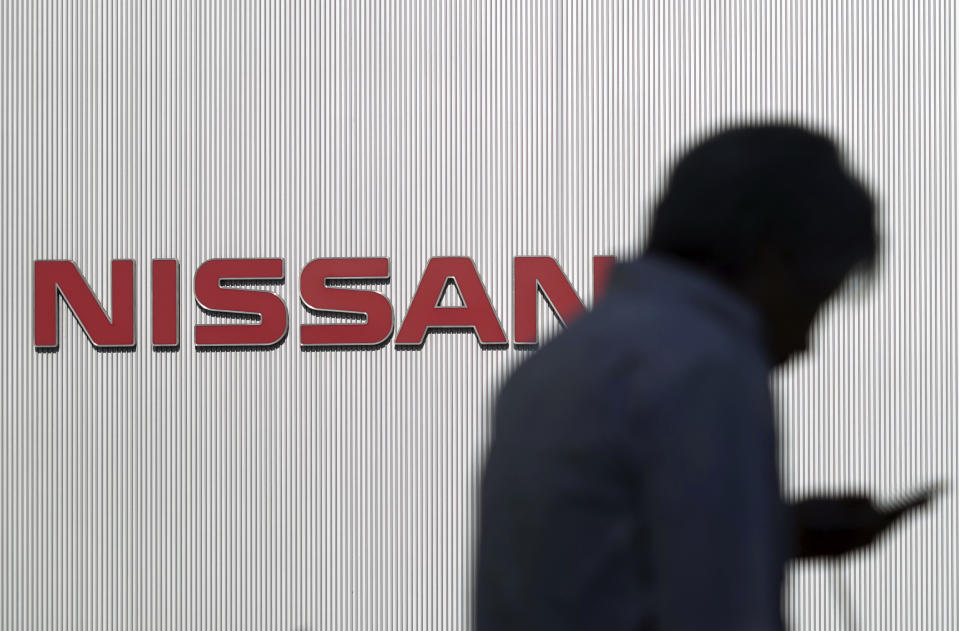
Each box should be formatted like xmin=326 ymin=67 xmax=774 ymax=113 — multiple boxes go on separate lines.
xmin=34 ymin=260 xmax=136 ymax=350
xmin=513 ymin=257 xmax=586 ymax=345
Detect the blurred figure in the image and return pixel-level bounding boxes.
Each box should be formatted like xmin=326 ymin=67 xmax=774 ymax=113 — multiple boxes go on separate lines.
xmin=476 ymin=124 xmax=899 ymax=630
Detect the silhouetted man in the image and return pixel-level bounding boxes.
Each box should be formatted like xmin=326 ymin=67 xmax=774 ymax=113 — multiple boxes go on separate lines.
xmin=476 ymin=124 xmax=911 ymax=630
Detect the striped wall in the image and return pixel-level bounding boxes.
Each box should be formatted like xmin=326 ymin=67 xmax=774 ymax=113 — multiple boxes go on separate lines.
xmin=2 ymin=1 xmax=955 ymax=628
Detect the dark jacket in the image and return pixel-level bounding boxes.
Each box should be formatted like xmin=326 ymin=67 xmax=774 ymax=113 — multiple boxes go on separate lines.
xmin=477 ymin=254 xmax=790 ymax=630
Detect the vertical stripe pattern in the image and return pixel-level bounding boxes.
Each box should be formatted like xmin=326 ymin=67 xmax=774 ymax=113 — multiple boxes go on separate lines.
xmin=1 ymin=1 xmax=955 ymax=628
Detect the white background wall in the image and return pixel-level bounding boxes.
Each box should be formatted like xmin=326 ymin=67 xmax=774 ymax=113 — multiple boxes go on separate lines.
xmin=1 ymin=1 xmax=955 ymax=628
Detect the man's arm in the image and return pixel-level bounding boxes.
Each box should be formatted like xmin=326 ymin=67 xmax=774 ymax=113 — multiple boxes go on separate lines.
xmin=636 ymin=357 xmax=787 ymax=630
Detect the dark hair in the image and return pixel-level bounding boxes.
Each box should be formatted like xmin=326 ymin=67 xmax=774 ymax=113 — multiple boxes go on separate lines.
xmin=646 ymin=124 xmax=877 ymax=291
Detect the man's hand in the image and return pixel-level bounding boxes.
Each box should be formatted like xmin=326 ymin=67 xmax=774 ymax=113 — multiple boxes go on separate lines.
xmin=790 ymin=486 xmax=940 ymax=559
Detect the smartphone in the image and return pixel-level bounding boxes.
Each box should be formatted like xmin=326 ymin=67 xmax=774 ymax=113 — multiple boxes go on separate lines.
xmin=881 ymin=483 xmax=946 ymax=520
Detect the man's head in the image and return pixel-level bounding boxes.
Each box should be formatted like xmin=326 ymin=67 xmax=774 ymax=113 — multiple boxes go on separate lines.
xmin=646 ymin=124 xmax=878 ymax=366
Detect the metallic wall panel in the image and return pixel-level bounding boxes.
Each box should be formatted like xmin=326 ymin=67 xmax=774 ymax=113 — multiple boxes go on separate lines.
xmin=1 ymin=1 xmax=955 ymax=628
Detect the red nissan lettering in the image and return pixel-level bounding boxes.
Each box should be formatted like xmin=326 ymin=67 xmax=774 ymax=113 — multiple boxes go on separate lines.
xmin=300 ymin=257 xmax=393 ymax=346
xmin=396 ymin=257 xmax=507 ymax=346
xmin=34 ymin=260 xmax=136 ymax=350
xmin=513 ymin=257 xmax=586 ymax=345
xmin=152 ymin=259 xmax=180 ymax=348
xmin=194 ymin=258 xmax=287 ymax=347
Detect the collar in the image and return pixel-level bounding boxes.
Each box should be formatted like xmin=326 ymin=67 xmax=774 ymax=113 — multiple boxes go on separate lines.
xmin=607 ymin=253 xmax=768 ymax=350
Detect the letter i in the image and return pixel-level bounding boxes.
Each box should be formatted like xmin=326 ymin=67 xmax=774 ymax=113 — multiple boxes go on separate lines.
xmin=152 ymin=259 xmax=179 ymax=349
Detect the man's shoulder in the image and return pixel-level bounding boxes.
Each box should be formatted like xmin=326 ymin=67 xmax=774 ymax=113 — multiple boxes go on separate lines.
xmin=594 ymin=288 xmax=762 ymax=365
xmin=496 ymin=279 xmax=770 ymax=405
